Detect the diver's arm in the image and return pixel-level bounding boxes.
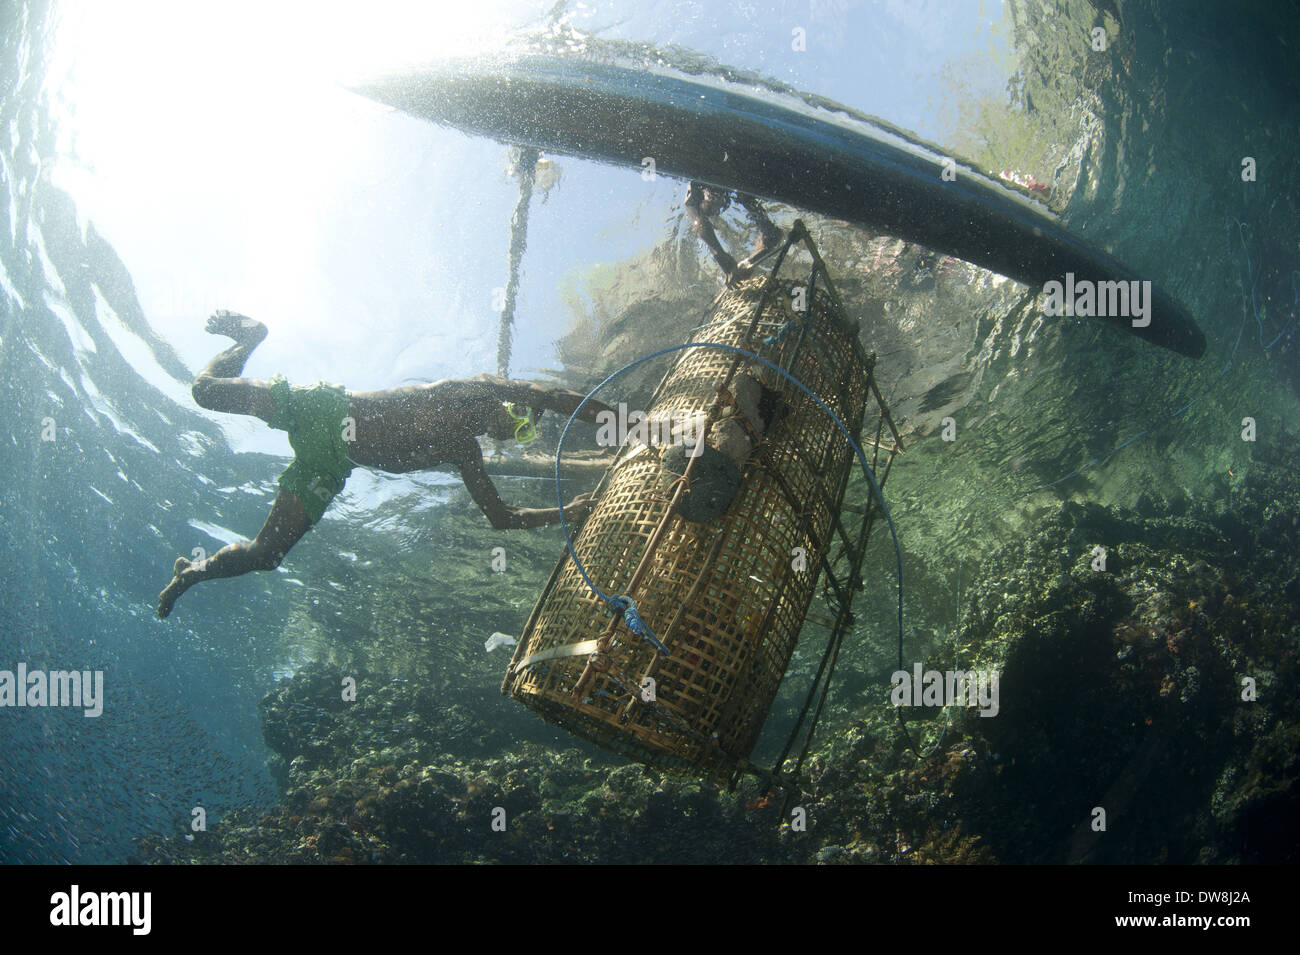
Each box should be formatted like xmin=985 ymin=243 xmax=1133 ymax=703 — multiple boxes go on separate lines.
xmin=458 ymin=438 xmax=593 ymax=529
xmin=458 ymin=375 xmax=614 ymax=423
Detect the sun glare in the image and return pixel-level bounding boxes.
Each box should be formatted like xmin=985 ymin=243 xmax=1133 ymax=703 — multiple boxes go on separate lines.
xmin=45 ymin=0 xmax=528 ymax=396
xmin=48 ymin=0 xmax=521 ymax=229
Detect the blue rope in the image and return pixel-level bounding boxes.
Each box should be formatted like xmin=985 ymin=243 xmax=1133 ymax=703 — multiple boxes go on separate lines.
xmin=607 ymin=594 xmax=668 ymax=654
xmin=555 ymin=342 xmax=904 ymax=662
xmin=762 ymin=291 xmax=811 ymax=345
xmin=762 ymin=319 xmax=799 ymax=346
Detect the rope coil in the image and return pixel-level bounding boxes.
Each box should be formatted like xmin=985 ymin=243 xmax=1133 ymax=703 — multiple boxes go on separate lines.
xmin=606 ymin=594 xmax=668 ymax=655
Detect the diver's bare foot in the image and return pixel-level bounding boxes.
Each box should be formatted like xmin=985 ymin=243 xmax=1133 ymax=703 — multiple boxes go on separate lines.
xmin=205 ymin=310 xmax=266 ymax=343
xmin=156 ymin=556 xmax=193 ymax=619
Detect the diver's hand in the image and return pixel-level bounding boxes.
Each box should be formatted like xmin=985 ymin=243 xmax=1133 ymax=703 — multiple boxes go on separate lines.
xmin=715 ymin=251 xmax=739 ymax=283
xmin=564 ymin=492 xmax=597 ymax=522
xmin=726 ymin=261 xmax=757 ymax=287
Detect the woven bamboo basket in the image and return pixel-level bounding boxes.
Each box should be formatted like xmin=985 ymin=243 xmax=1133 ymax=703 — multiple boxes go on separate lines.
xmin=503 ymin=272 xmax=873 ymax=780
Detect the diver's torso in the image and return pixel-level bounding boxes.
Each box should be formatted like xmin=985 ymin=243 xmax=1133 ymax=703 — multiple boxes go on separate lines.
xmin=345 ymin=382 xmax=488 ymax=473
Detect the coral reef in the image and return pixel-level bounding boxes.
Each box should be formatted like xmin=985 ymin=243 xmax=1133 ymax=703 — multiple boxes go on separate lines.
xmin=133 ymin=440 xmax=1298 ymax=864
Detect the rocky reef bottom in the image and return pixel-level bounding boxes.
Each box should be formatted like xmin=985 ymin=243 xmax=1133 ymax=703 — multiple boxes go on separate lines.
xmin=133 ymin=444 xmax=1299 ymax=864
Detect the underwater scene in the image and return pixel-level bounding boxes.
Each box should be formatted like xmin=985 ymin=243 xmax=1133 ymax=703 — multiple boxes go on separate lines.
xmin=2 ymin=0 xmax=1298 ymax=872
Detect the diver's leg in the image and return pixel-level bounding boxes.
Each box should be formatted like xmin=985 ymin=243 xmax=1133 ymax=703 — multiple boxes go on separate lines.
xmin=191 ymin=311 xmax=277 ymax=420
xmin=156 ymin=490 xmax=312 ymax=618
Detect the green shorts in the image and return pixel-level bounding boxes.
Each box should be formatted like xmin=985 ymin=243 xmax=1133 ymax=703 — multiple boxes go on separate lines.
xmin=267 ymin=375 xmax=355 ymax=524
